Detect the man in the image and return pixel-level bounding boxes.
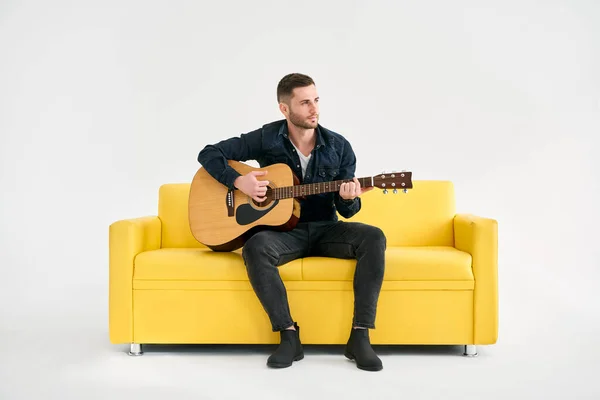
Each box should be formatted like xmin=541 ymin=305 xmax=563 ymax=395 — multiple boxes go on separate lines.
xmin=197 ymin=73 xmax=386 ymax=371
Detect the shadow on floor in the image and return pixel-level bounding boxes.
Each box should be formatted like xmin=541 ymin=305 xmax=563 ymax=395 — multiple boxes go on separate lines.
xmin=124 ymin=343 xmax=469 ymax=357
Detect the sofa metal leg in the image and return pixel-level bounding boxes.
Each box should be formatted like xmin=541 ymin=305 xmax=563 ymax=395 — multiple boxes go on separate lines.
xmin=128 ymin=343 xmax=143 ymax=356
xmin=463 ymin=345 xmax=477 ymax=357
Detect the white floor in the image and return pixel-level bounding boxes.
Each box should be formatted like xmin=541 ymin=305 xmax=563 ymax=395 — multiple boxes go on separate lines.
xmin=1 ymin=277 xmax=599 ymax=400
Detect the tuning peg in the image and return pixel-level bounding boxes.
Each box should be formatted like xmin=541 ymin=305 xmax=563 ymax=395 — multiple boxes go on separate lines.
xmin=383 ymin=189 xmax=388 ymax=194
xmin=393 ymin=188 xmax=398 ymax=194
xmin=402 ymin=189 xmax=408 ymax=194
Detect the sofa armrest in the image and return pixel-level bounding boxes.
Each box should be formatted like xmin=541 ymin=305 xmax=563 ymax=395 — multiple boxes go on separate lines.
xmin=454 ymin=213 xmax=498 ymax=344
xmin=109 ymin=216 xmax=161 ymax=344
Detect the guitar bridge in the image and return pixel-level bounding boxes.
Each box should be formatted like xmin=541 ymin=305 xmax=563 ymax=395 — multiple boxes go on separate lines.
xmin=226 ymin=189 xmax=234 ymax=217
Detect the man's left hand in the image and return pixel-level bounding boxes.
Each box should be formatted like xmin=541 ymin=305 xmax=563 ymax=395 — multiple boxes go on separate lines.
xmin=339 ymin=177 xmax=373 ymax=200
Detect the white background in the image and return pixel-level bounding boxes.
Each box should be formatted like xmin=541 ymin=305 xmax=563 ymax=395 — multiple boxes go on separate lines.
xmin=1 ymin=0 xmax=599 ymax=398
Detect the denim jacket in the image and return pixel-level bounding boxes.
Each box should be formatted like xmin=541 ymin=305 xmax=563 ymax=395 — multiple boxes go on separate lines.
xmin=197 ymin=119 xmax=361 ymax=223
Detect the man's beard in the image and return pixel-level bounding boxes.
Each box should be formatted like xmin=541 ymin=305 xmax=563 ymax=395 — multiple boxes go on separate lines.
xmin=289 ymin=109 xmax=319 ymax=129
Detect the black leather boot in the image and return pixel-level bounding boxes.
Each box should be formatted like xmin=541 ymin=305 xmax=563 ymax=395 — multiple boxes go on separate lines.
xmin=267 ymin=322 xmax=304 ymax=368
xmin=344 ymin=328 xmax=383 ymax=371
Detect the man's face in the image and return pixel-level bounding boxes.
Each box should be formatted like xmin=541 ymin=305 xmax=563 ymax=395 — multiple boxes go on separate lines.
xmin=284 ymin=85 xmax=320 ymax=129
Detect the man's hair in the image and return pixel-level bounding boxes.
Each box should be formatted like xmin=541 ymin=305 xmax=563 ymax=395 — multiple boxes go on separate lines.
xmin=277 ymin=73 xmax=315 ymax=104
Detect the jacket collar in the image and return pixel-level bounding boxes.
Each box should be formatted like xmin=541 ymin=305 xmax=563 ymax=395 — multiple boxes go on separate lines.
xmin=277 ymin=119 xmax=328 ymax=148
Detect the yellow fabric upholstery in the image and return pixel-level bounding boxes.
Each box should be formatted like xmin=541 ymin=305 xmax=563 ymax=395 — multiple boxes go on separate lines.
xmin=347 ymin=180 xmax=456 ymax=246
xmin=134 ymin=248 xmax=303 ymax=281
xmin=454 ymin=214 xmax=499 ymax=344
xmin=133 ymin=246 xmax=474 ymax=290
xmin=158 ymin=183 xmax=205 ymax=249
xmin=109 ymin=216 xmax=161 ymax=344
xmin=109 ymin=180 xmax=499 ymax=347
xmin=302 ymin=247 xmax=473 ymax=282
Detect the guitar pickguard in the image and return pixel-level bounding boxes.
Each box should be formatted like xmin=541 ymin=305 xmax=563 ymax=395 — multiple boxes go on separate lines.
xmin=235 ymin=200 xmax=280 ymax=225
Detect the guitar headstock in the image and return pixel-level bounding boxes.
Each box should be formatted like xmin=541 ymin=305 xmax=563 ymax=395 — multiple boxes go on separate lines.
xmin=373 ymin=170 xmax=413 ymax=194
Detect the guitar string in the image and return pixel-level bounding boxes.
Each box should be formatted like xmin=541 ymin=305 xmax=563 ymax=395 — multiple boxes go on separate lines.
xmin=272 ymin=177 xmax=370 ymax=200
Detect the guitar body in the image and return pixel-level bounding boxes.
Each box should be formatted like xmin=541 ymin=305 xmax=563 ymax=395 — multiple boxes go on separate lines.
xmin=188 ymin=160 xmax=301 ymax=252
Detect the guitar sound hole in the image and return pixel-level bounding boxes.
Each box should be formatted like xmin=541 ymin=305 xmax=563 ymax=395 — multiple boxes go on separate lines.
xmin=251 ymin=186 xmax=274 ymax=208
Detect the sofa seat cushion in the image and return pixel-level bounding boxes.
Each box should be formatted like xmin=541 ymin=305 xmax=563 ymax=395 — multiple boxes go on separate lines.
xmin=134 ymin=246 xmax=473 ymax=290
xmin=134 ymin=248 xmax=303 ymax=281
xmin=302 ymin=246 xmax=473 ymax=282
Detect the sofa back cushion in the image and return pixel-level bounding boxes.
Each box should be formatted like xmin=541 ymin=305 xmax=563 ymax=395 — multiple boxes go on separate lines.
xmin=157 ymin=180 xmax=455 ymax=248
xmin=159 ymin=183 xmax=207 ymax=249
xmin=347 ymin=180 xmax=455 ymax=246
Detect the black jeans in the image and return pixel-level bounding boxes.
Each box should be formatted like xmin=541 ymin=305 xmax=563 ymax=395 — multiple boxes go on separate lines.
xmin=241 ymin=221 xmax=386 ymax=331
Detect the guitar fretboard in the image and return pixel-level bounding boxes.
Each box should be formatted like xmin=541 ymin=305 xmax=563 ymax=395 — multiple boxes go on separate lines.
xmin=273 ymin=177 xmax=372 ymax=200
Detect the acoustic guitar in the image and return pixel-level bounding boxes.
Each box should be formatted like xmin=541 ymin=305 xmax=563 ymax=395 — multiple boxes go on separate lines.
xmin=188 ymin=160 xmax=413 ymax=251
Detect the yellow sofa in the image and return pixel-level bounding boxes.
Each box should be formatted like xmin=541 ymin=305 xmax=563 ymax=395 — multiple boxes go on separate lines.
xmin=109 ymin=180 xmax=498 ymax=357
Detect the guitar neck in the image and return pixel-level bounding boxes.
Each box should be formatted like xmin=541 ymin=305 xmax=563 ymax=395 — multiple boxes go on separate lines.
xmin=272 ymin=177 xmax=372 ymax=200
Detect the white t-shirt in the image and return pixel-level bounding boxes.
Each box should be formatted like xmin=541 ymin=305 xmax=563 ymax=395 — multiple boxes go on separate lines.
xmin=290 ymin=141 xmax=311 ymax=179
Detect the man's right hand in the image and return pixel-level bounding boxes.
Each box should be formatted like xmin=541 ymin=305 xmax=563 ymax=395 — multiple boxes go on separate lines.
xmin=234 ymin=170 xmax=269 ymax=202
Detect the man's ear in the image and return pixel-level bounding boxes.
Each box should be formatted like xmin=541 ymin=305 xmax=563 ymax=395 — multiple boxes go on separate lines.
xmin=279 ymin=102 xmax=289 ymax=117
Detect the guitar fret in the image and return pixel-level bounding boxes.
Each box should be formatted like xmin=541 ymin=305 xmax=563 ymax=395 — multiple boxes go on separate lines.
xmin=274 ymin=176 xmax=377 ymax=200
